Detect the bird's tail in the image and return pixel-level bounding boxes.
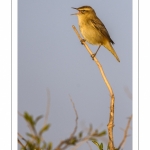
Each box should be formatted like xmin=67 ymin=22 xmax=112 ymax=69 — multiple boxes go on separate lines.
xmin=104 ymin=42 xmax=120 ymax=62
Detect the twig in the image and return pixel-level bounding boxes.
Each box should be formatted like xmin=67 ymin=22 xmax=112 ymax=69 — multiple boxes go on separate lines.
xmin=71 ymin=135 xmax=92 ymax=150
xmin=118 ymin=115 xmax=132 ymax=150
xmin=86 ymin=141 xmax=93 ymax=150
xmin=124 ymin=87 xmax=132 ymax=100
xmin=72 ymin=25 xmax=115 ymax=150
xmin=71 ymin=131 xmax=99 ymax=150
xmin=69 ymin=95 xmax=78 ymax=139
xmin=44 ymin=88 xmax=51 ymax=126
xmin=54 ymin=96 xmax=78 ymax=150
xmin=55 ymin=126 xmax=105 ymax=150
xmin=18 ymin=139 xmax=26 ymax=150
xmin=18 ymin=111 xmax=24 ymax=117
xmin=18 ymin=133 xmax=27 ymax=142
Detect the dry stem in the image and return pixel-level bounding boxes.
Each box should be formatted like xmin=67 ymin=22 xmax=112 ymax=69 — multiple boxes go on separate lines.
xmin=44 ymin=88 xmax=51 ymax=126
xmin=18 ymin=139 xmax=26 ymax=149
xmin=54 ymin=96 xmax=78 ymax=150
xmin=71 ymin=134 xmax=94 ymax=150
xmin=18 ymin=133 xmax=27 ymax=142
xmin=124 ymin=87 xmax=132 ymax=100
xmin=69 ymin=95 xmax=78 ymax=139
xmin=86 ymin=141 xmax=93 ymax=150
xmin=118 ymin=115 xmax=132 ymax=149
xmin=72 ymin=25 xmax=115 ymax=150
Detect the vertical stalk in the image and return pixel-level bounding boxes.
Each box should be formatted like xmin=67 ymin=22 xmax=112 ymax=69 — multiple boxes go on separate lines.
xmin=72 ymin=25 xmax=115 ymax=150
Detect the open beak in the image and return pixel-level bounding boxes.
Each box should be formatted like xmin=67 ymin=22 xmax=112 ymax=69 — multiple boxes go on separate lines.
xmin=72 ymin=7 xmax=78 ymax=10
xmin=71 ymin=7 xmax=79 ymax=15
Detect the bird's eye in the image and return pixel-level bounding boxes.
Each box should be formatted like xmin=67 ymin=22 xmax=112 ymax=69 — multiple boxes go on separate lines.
xmin=81 ymin=10 xmax=85 ymax=13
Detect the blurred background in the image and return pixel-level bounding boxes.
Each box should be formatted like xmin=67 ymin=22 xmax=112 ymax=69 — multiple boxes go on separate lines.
xmin=18 ymin=0 xmax=132 ymax=149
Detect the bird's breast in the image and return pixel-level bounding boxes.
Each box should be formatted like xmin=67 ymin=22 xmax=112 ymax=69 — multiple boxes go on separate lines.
xmin=78 ymin=19 xmax=104 ymax=45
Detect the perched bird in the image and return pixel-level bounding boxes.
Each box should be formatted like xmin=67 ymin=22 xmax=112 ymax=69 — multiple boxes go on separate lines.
xmin=72 ymin=6 xmax=120 ymax=62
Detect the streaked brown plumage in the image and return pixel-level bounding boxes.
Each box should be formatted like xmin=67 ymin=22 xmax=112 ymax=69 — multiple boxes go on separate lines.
xmin=72 ymin=6 xmax=120 ymax=62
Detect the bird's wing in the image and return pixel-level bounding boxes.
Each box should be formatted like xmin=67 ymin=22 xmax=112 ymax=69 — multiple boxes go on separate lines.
xmin=90 ymin=17 xmax=114 ymax=44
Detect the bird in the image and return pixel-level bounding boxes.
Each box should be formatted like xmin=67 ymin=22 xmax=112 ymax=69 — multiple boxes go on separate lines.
xmin=72 ymin=6 xmax=120 ymax=62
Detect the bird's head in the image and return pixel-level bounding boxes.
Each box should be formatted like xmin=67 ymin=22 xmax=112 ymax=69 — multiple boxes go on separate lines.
xmin=71 ymin=6 xmax=96 ymax=19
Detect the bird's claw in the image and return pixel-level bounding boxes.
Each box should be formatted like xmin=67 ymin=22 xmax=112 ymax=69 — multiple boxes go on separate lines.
xmin=91 ymin=53 xmax=96 ymax=60
xmin=80 ymin=39 xmax=86 ymax=45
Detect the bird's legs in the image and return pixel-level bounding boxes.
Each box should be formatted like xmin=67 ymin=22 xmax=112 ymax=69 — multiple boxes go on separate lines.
xmin=91 ymin=44 xmax=101 ymax=60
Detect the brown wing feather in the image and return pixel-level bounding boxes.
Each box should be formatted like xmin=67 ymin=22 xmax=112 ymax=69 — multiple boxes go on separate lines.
xmin=90 ymin=17 xmax=114 ymax=44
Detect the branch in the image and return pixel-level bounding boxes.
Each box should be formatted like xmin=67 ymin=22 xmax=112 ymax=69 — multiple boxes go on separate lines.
xmin=54 ymin=96 xmax=78 ymax=150
xmin=72 ymin=25 xmax=115 ymax=150
xmin=18 ymin=133 xmax=28 ymax=150
xmin=18 ymin=139 xmax=26 ymax=150
xmin=118 ymin=115 xmax=132 ymax=150
xmin=71 ymin=130 xmax=104 ymax=150
xmin=71 ymin=135 xmax=92 ymax=150
xmin=18 ymin=133 xmax=27 ymax=142
xmin=69 ymin=95 xmax=78 ymax=139
xmin=54 ymin=95 xmax=105 ymax=150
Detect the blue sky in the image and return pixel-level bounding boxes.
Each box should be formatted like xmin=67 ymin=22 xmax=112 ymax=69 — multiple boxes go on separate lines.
xmin=18 ymin=0 xmax=132 ymax=149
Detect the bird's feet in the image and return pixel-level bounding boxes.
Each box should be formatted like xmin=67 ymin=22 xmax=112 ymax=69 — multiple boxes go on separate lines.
xmin=80 ymin=39 xmax=86 ymax=45
xmin=91 ymin=53 xmax=96 ymax=60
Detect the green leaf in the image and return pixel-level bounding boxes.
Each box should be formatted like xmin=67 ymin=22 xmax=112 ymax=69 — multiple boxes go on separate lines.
xmin=78 ymin=131 xmax=83 ymax=138
xmin=35 ymin=115 xmax=43 ymax=124
xmin=26 ymin=133 xmax=36 ymax=139
xmin=26 ymin=133 xmax=40 ymax=144
xmin=69 ymin=137 xmax=77 ymax=145
xmin=99 ymin=143 xmax=103 ymax=150
xmin=107 ymin=144 xmax=109 ymax=150
xmin=92 ymin=141 xmax=104 ymax=150
xmin=39 ymin=124 xmax=50 ymax=136
xmin=26 ymin=141 xmax=36 ymax=150
xmin=90 ymin=138 xmax=97 ymax=141
xmin=24 ymin=112 xmax=35 ymax=126
xmin=98 ymin=130 xmax=106 ymax=137
xmin=92 ymin=140 xmax=99 ymax=147
xmin=47 ymin=142 xmax=53 ymax=150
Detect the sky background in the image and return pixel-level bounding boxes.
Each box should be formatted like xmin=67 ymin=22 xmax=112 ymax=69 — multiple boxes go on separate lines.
xmin=18 ymin=0 xmax=132 ymax=150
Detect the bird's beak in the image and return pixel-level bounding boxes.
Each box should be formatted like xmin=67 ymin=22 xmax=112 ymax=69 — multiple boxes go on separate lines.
xmin=72 ymin=7 xmax=78 ymax=10
xmin=71 ymin=7 xmax=79 ymax=15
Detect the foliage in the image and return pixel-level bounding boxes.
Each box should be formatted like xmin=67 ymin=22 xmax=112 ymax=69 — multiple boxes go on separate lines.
xmin=19 ymin=112 xmax=52 ymax=150
xmin=18 ymin=112 xmax=106 ymax=150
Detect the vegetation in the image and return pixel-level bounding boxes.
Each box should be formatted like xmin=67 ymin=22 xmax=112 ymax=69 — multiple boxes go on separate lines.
xmin=18 ymin=26 xmax=132 ymax=150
